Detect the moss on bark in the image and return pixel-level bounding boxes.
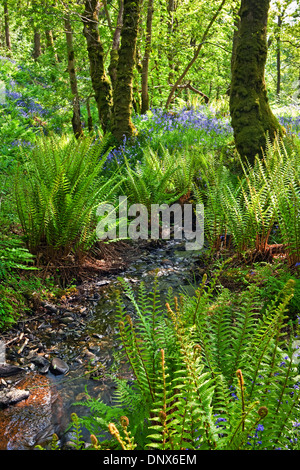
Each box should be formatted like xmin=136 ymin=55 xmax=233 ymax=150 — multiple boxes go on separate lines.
xmin=83 ymin=0 xmax=113 ymax=134
xmin=230 ymin=0 xmax=284 ymax=164
xmin=111 ymin=0 xmax=140 ymax=143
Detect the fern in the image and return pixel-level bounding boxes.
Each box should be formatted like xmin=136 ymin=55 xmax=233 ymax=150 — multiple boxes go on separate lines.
xmin=121 ymin=147 xmax=184 ymax=212
xmin=14 ymin=133 xmax=121 ymax=259
xmin=193 ymin=135 xmax=300 ymax=263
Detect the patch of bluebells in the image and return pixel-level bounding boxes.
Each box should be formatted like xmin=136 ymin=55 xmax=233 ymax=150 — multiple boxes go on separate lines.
xmin=5 ymin=87 xmax=49 ymax=118
xmin=247 ymin=424 xmax=264 ymax=448
xmin=229 ymin=384 xmax=238 ymax=400
xmin=104 ymin=133 xmax=143 ymax=172
xmin=278 ymin=114 xmax=300 ymax=137
xmin=275 ymin=105 xmax=300 ymax=138
xmin=135 ymin=106 xmax=233 ymax=137
xmin=104 ymin=106 xmax=234 ymax=172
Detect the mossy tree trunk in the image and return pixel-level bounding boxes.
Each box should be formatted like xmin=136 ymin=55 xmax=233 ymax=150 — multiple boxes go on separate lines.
xmin=45 ymin=30 xmax=58 ymax=63
xmin=108 ymin=0 xmax=124 ymax=90
xmin=111 ymin=0 xmax=141 ymax=143
xmin=230 ymin=0 xmax=284 ymax=164
xmin=141 ymin=0 xmax=154 ymax=114
xmin=82 ymin=0 xmax=113 ymax=134
xmin=64 ymin=15 xmax=83 ymax=139
xmin=33 ymin=28 xmax=42 ymax=60
xmin=4 ymin=1 xmax=11 ymax=51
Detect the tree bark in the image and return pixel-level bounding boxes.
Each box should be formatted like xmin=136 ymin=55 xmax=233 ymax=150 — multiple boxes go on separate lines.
xmin=4 ymin=1 xmax=11 ymax=51
xmin=230 ymin=0 xmax=284 ymax=164
xmin=111 ymin=0 xmax=141 ymax=143
xmin=167 ymin=0 xmax=176 ymax=86
xmin=33 ymin=29 xmax=42 ymax=60
xmin=108 ymin=0 xmax=124 ymax=89
xmin=45 ymin=29 xmax=58 ymax=62
xmin=141 ymin=0 xmax=154 ymax=114
xmin=276 ymin=15 xmax=282 ymax=97
xmin=64 ymin=15 xmax=83 ymax=139
xmin=82 ymin=0 xmax=113 ymax=134
xmin=86 ymin=96 xmax=94 ymax=133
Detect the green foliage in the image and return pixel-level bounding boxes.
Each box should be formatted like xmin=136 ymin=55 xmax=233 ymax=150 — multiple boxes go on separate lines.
xmin=14 ymin=133 xmax=120 ymax=259
xmin=193 ymin=135 xmax=300 ymax=264
xmin=262 ymin=136 xmax=300 ymax=265
xmin=120 ymin=147 xmax=183 ymax=211
xmin=0 ymin=236 xmax=36 ymax=279
xmin=74 ymin=270 xmax=300 ymax=450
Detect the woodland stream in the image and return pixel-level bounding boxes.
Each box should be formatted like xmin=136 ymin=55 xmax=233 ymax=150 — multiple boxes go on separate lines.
xmin=0 ymin=239 xmax=204 ymax=450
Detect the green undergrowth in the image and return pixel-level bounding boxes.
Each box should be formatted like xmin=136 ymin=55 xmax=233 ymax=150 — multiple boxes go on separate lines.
xmin=49 ymin=266 xmax=300 ymax=451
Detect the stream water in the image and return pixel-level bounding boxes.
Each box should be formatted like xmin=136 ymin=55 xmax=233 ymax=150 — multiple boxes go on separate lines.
xmin=0 ymin=239 xmax=204 ymax=449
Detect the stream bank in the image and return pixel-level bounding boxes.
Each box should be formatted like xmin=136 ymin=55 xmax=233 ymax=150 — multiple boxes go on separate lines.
xmin=0 ymin=238 xmax=205 ymax=449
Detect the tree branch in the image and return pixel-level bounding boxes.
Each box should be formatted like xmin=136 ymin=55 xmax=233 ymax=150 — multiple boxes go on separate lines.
xmin=165 ymin=0 xmax=227 ymax=109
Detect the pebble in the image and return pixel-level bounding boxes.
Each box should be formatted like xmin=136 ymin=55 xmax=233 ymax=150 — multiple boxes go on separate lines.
xmin=60 ymin=316 xmax=74 ymax=325
xmin=50 ymin=358 xmax=69 ymax=375
xmin=0 ymin=388 xmax=30 ymax=407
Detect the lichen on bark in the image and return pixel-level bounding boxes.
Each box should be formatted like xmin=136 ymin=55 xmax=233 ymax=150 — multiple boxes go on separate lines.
xmin=230 ymin=0 xmax=284 ymax=164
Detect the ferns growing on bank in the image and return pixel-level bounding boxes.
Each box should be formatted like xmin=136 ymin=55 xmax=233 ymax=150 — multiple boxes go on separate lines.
xmin=74 ymin=270 xmax=300 ymax=450
xmin=14 ymin=133 xmax=121 ymax=259
xmin=193 ymin=135 xmax=300 ymax=265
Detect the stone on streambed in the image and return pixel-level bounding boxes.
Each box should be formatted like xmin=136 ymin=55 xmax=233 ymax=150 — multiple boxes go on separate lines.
xmin=0 ymin=388 xmax=30 ymax=408
xmin=50 ymin=357 xmax=69 ymax=375
xmin=31 ymin=355 xmax=50 ymax=374
xmin=0 ymin=364 xmax=24 ymax=377
xmin=0 ymin=373 xmax=64 ymax=450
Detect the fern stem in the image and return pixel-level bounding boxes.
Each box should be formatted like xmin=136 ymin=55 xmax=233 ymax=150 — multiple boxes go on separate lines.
xmin=236 ymin=369 xmax=245 ymax=432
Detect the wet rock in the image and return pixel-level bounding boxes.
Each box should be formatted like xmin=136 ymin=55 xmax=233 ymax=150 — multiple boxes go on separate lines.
xmin=92 ymin=333 xmax=104 ymax=340
xmin=31 ymin=356 xmax=50 ymax=374
xmin=82 ymin=348 xmax=96 ymax=359
xmin=0 ymin=373 xmax=64 ymax=450
xmin=0 ymin=388 xmax=30 ymax=408
xmin=60 ymin=316 xmax=74 ymax=325
xmin=42 ymin=303 xmax=58 ymax=314
xmin=50 ymin=358 xmax=69 ymax=376
xmin=0 ymin=364 xmax=24 ymax=378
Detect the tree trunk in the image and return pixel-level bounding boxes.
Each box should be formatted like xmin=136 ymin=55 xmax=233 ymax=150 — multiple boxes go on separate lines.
xmin=167 ymin=0 xmax=176 ymax=86
xmin=230 ymin=0 xmax=283 ymax=164
xmin=33 ymin=29 xmax=42 ymax=60
xmin=276 ymin=15 xmax=282 ymax=97
xmin=141 ymin=0 xmax=154 ymax=114
xmin=82 ymin=0 xmax=113 ymax=134
xmin=45 ymin=29 xmax=58 ymax=62
xmin=86 ymin=96 xmax=94 ymax=133
xmin=108 ymin=0 xmax=124 ymax=89
xmin=111 ymin=0 xmax=141 ymax=143
xmin=64 ymin=15 xmax=83 ymax=139
xmin=4 ymin=1 xmax=11 ymax=51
